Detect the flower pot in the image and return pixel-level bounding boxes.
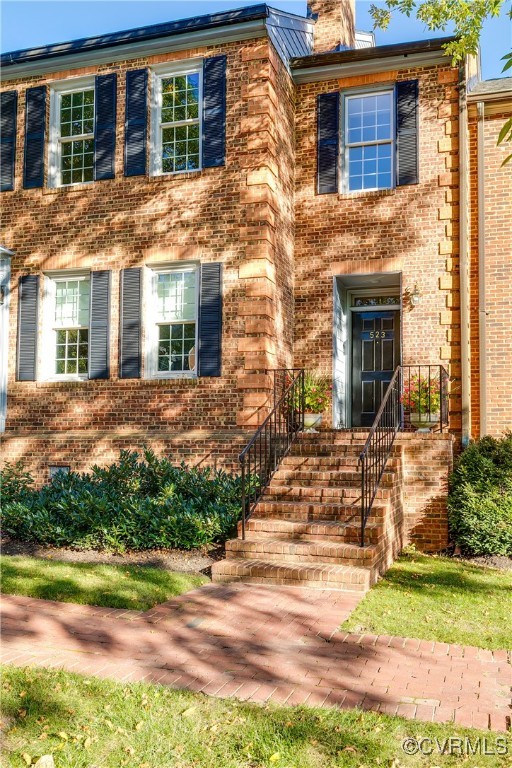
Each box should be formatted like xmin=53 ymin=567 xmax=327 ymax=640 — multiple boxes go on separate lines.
xmin=303 ymin=413 xmax=322 ymax=432
xmin=410 ymin=412 xmax=440 ymax=432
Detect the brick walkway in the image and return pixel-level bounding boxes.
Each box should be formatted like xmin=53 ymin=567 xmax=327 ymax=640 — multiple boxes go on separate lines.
xmin=1 ymin=585 xmax=510 ymax=732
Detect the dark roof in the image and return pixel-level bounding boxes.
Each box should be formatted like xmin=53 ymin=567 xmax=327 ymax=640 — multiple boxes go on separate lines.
xmin=291 ymin=35 xmax=455 ymax=70
xmin=1 ymin=4 xmax=271 ymax=67
xmin=469 ymin=77 xmax=512 ymax=96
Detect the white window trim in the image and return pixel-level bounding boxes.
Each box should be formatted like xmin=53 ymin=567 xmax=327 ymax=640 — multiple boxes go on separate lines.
xmin=41 ymin=270 xmax=91 ymax=381
xmin=48 ymin=76 xmax=95 ymax=189
xmin=144 ymin=262 xmax=199 ymax=379
xmin=342 ymin=88 xmax=395 ymax=195
xmin=150 ymin=60 xmax=203 ymax=177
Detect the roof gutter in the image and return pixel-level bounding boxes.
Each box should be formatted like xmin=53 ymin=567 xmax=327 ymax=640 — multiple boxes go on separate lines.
xmin=291 ymin=36 xmax=453 ymax=83
xmin=0 ymin=19 xmax=268 ymax=81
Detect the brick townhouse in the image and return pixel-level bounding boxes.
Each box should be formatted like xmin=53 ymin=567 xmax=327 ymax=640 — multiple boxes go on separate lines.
xmin=1 ymin=1 xmax=510 ymax=588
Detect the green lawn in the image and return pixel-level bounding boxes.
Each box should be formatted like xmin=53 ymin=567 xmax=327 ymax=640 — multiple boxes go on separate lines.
xmin=0 ymin=555 xmax=208 ymax=611
xmin=1 ymin=666 xmax=510 ymax=768
xmin=342 ymin=553 xmax=512 ymax=650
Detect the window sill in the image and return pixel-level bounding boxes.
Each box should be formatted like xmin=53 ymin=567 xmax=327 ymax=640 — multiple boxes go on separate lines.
xmin=43 ymin=181 xmax=96 ymax=195
xmin=148 ymin=169 xmax=203 ymax=183
xmin=338 ymin=188 xmax=395 ymax=200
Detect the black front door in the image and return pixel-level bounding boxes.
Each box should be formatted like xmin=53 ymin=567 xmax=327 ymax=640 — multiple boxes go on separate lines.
xmin=351 ymin=311 xmax=400 ymax=427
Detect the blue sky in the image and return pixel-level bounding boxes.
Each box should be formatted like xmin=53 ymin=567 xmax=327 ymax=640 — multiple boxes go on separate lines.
xmin=1 ymin=1 xmax=511 ymax=80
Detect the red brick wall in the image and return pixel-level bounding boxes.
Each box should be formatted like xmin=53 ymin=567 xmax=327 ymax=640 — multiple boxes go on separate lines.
xmin=469 ymin=105 xmax=512 ymax=437
xmin=0 ymin=36 xmax=297 ymax=474
xmin=294 ymin=65 xmax=462 ymax=433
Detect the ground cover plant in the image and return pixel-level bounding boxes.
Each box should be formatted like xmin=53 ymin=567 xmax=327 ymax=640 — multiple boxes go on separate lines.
xmin=0 ymin=555 xmax=208 ymax=610
xmin=2 ymin=666 xmax=510 ymax=768
xmin=448 ymin=433 xmax=512 ymax=557
xmin=0 ymin=449 xmax=242 ymax=553
xmin=342 ymin=552 xmax=512 ymax=650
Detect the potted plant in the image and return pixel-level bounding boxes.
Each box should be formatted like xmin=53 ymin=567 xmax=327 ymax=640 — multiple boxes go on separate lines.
xmin=401 ymin=374 xmax=441 ymax=431
xmin=301 ymin=371 xmax=331 ymax=431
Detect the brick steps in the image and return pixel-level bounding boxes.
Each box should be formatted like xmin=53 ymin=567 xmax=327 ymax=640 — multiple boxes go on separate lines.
xmin=253 ymin=499 xmax=387 ymax=522
xmin=262 ymin=485 xmax=391 ymax=502
xmin=281 ymin=455 xmax=401 ymax=470
xmin=225 ymin=536 xmax=379 ymax=566
xmin=239 ymin=517 xmax=383 ymax=545
xmin=212 ymin=430 xmax=402 ymax=592
xmin=271 ymin=469 xmax=396 ymax=486
xmin=211 ymin=558 xmax=376 ymax=591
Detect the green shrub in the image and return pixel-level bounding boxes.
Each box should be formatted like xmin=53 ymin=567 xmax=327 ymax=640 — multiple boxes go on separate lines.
xmin=0 ymin=449 xmax=242 ymax=552
xmin=448 ymin=434 xmax=512 ymax=556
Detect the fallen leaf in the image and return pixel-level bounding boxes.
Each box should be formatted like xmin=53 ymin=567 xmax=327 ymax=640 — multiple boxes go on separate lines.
xmin=181 ymin=707 xmax=197 ymax=718
xmin=18 ymin=709 xmax=27 ymax=719
xmin=343 ymin=746 xmax=358 ymax=753
xmin=34 ymin=757 xmax=55 ymax=768
xmin=105 ymin=719 xmax=114 ymax=730
xmin=58 ymin=731 xmax=69 ymax=740
xmin=83 ymin=737 xmax=92 ymax=749
xmin=21 ymin=755 xmax=32 ymax=766
xmin=135 ymin=721 xmax=144 ymax=731
xmin=20 ymin=691 xmax=27 ymax=698
xmin=270 ymin=753 xmax=280 ymax=763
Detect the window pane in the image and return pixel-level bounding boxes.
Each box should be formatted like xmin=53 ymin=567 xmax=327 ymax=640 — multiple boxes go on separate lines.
xmin=346 ymin=91 xmax=393 ymax=190
xmin=55 ymin=279 xmax=90 ymax=327
xmin=60 ymin=136 xmax=95 ymax=185
xmin=157 ymin=321 xmax=196 ymax=374
xmin=54 ymin=326 xmax=88 ymax=376
xmin=160 ymin=72 xmax=201 ymax=172
xmin=59 ymin=88 xmax=94 ymax=185
xmin=156 ymin=271 xmax=196 ymax=323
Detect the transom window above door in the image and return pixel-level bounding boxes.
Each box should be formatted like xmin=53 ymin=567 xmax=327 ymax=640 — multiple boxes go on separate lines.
xmin=152 ymin=66 xmax=202 ymax=176
xmin=56 ymin=87 xmax=95 ymax=185
xmin=345 ymin=91 xmax=394 ymax=192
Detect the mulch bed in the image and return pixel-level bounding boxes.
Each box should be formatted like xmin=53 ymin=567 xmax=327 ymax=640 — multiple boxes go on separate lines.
xmin=0 ymin=537 xmax=224 ymax=576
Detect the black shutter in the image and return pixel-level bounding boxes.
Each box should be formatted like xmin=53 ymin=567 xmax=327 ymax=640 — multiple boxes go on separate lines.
xmin=124 ymin=69 xmax=147 ymax=177
xmin=94 ymin=74 xmax=117 ymax=181
xmin=396 ymin=80 xmax=419 ymax=186
xmin=198 ymin=263 xmax=222 ymax=377
xmin=89 ymin=270 xmax=111 ymax=379
xmin=317 ymin=91 xmax=339 ymax=194
xmin=119 ymin=268 xmax=142 ymax=378
xmin=16 ymin=275 xmax=39 ymax=381
xmin=23 ymin=86 xmax=46 ymax=189
xmin=1 ymin=90 xmax=17 ymax=192
xmin=202 ymin=55 xmax=227 ymax=168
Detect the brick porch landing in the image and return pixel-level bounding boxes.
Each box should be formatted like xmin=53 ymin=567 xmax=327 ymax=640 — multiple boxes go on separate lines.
xmin=1 ymin=587 xmax=510 ymax=731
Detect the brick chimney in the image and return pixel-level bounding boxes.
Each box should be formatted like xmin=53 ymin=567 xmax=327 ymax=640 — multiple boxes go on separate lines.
xmin=307 ymin=0 xmax=356 ymax=52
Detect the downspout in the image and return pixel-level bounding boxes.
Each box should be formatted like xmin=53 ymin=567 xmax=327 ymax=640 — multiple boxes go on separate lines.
xmin=477 ymin=100 xmax=487 ymax=436
xmin=458 ymin=61 xmax=471 ymax=446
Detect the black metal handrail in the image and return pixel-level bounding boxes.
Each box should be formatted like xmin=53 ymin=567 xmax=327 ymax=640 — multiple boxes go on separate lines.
xmin=358 ymin=364 xmax=450 ymax=546
xmin=239 ymin=369 xmax=305 ymax=539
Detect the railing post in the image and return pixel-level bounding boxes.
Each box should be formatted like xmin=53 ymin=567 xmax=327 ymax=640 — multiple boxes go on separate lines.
xmin=241 ymin=457 xmax=246 ymax=540
xmin=360 ymin=459 xmax=365 ymax=547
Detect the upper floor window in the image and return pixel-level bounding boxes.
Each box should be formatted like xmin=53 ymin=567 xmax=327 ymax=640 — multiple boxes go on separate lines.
xmin=345 ymin=91 xmax=393 ymax=192
xmin=49 ymin=80 xmax=95 ymax=187
xmin=152 ymin=65 xmax=202 ymax=176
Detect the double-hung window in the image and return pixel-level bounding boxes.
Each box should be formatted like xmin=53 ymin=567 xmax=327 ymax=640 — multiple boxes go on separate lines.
xmin=52 ymin=83 xmax=95 ymax=186
xmin=151 ymin=267 xmax=198 ymax=376
xmin=345 ymin=91 xmax=393 ymax=192
xmin=153 ymin=65 xmax=202 ymax=175
xmin=51 ymin=276 xmax=90 ymax=377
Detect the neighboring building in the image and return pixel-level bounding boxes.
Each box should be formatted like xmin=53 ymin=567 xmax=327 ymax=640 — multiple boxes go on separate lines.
xmin=0 ymin=1 xmax=510 ymax=581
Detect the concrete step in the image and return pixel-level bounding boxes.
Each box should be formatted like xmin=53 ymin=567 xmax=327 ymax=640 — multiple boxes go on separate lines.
xmin=298 ymin=430 xmax=370 ymax=443
xmin=225 ymin=536 xmax=379 ymax=566
xmin=262 ymin=485 xmax=391 ymax=503
xmin=271 ymin=469 xmax=397 ymax=487
xmin=211 ymin=558 xmax=376 ymax=592
xmin=239 ymin=517 xmax=383 ymax=545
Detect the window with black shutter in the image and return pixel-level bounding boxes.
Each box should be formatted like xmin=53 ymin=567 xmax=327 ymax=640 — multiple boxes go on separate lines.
xmin=23 ymin=86 xmax=46 ymax=189
xmin=1 ymin=90 xmax=17 ymax=192
xmin=124 ymin=69 xmax=148 ymax=177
